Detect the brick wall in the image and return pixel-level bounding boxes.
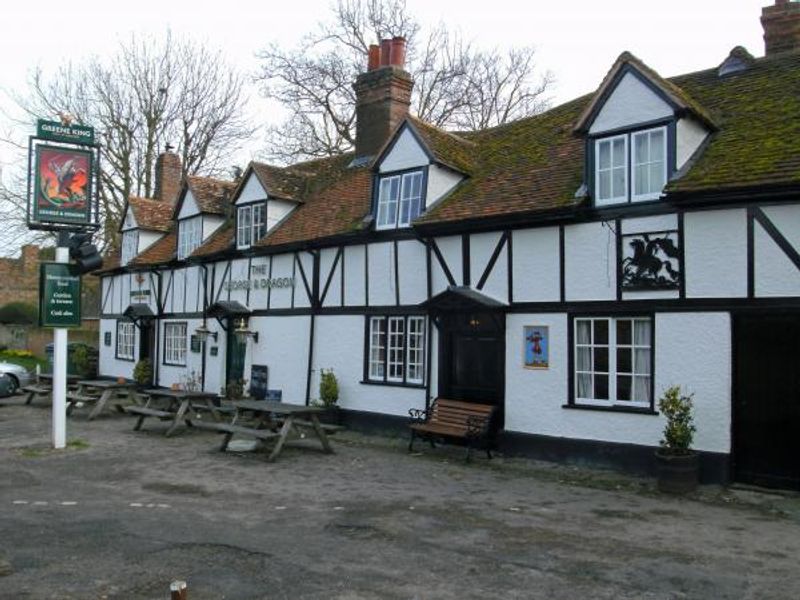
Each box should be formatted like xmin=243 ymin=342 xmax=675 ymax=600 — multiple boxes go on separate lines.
xmin=0 ymin=245 xmax=40 ymax=307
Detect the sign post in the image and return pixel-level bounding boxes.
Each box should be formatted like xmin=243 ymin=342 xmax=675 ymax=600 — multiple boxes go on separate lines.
xmin=28 ymin=115 xmax=99 ymax=450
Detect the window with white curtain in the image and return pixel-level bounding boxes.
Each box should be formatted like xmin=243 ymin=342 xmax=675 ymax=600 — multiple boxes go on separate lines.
xmin=594 ymin=126 xmax=668 ymax=205
xmin=116 ymin=321 xmax=135 ymax=360
xmin=376 ymin=170 xmax=424 ymax=229
xmin=573 ymin=316 xmax=652 ymax=408
xmin=632 ymin=128 xmax=667 ymax=201
xmin=237 ymin=203 xmax=267 ymax=249
xmin=120 ymin=230 xmax=139 ymax=265
xmin=164 ymin=322 xmax=187 ymax=366
xmin=177 ymin=216 xmax=203 ymax=259
xmin=366 ymin=315 xmax=426 ymax=385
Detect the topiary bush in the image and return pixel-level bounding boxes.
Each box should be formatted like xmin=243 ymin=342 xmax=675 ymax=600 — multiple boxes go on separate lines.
xmin=658 ymin=385 xmax=696 ymax=455
xmin=319 ymin=368 xmax=339 ymax=407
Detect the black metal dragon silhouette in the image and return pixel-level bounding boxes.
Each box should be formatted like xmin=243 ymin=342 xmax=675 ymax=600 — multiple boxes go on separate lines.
xmin=621 ymin=232 xmax=680 ymax=289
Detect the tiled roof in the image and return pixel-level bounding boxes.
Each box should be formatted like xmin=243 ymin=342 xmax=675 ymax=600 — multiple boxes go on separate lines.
xmin=191 ymin=224 xmax=233 ymax=257
xmin=131 ymin=231 xmax=177 ymax=265
xmin=94 ymin=252 xmax=120 ymax=275
xmin=128 ymin=197 xmax=173 ymax=232
xmin=406 ymin=117 xmax=476 ymax=173
xmin=185 ymin=176 xmax=236 ymax=215
xmin=251 ymin=163 xmax=308 ymax=202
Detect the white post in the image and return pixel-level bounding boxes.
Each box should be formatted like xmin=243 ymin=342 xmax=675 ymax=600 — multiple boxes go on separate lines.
xmin=52 ymin=243 xmax=69 ymax=449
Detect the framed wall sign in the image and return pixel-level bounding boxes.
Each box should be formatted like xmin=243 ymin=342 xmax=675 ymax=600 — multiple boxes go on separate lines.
xmin=190 ymin=335 xmax=201 ymax=353
xmin=32 ymin=145 xmax=93 ymax=226
xmin=104 ymin=331 xmax=112 ymax=346
xmin=620 ymin=230 xmax=680 ymax=290
xmin=209 ymin=346 xmax=218 ymax=357
xmin=523 ymin=325 xmax=549 ymax=369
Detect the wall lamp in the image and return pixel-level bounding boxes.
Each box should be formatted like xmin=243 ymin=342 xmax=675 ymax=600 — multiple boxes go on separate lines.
xmin=233 ymin=317 xmax=259 ymax=343
xmin=194 ymin=325 xmax=218 ymax=343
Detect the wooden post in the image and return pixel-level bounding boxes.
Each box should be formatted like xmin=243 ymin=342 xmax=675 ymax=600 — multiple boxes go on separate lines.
xmin=170 ymin=580 xmax=187 ymax=600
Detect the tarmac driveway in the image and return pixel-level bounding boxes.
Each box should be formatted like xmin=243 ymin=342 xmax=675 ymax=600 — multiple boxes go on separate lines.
xmin=1 ymin=397 xmax=799 ymax=599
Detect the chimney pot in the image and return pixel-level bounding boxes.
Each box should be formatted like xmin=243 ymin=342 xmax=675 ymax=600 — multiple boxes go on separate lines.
xmin=380 ymin=39 xmax=392 ymax=66
xmin=390 ymin=37 xmax=407 ymax=68
xmin=762 ymin=0 xmax=800 ymax=55
xmin=368 ymin=44 xmax=380 ymax=70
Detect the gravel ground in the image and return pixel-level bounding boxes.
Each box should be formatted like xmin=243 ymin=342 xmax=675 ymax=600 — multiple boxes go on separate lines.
xmin=1 ymin=396 xmax=799 ymax=599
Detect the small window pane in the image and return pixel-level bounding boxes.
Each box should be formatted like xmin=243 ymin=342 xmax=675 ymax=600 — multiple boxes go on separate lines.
xmin=650 ymin=129 xmax=665 ymax=161
xmin=576 ymin=320 xmax=591 ymax=344
xmin=594 ymin=375 xmax=609 ymax=400
xmin=594 ymin=320 xmax=609 ymax=345
xmin=577 ymin=347 xmax=591 ymax=371
xmin=612 ymin=166 xmax=626 ymax=198
xmin=616 ymin=320 xmax=631 ymax=345
xmin=598 ymin=141 xmax=611 ymax=169
xmin=617 ymin=348 xmax=632 ymax=373
xmin=634 ymin=320 xmax=652 ymax=345
xmin=617 ymin=375 xmax=632 ymax=401
xmin=612 ymin=138 xmax=625 ymax=167
xmin=577 ymin=373 xmax=592 ymax=398
xmin=633 ymin=376 xmax=651 ymax=402
xmin=594 ymin=347 xmax=609 ymax=372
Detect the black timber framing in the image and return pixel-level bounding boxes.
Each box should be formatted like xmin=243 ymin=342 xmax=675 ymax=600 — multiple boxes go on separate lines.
xmin=430 ymin=238 xmax=456 ymax=286
xmin=320 ymin=247 xmax=343 ymax=307
xmin=753 ymin=207 xmax=800 ymax=271
xmin=475 ymin=231 xmax=507 ymax=291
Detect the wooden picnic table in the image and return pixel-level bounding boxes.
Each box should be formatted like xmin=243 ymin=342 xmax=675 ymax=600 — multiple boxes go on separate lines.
xmin=20 ymin=374 xmax=79 ymax=406
xmin=125 ymin=388 xmax=223 ymax=437
xmin=68 ymin=379 xmax=138 ymax=420
xmin=194 ymin=400 xmax=335 ymax=462
xmin=37 ymin=374 xmax=80 ymax=384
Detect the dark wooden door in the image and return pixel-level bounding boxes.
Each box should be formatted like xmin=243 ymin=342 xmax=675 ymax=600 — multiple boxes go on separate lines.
xmin=226 ymin=325 xmax=247 ymax=385
xmin=733 ymin=313 xmax=800 ymax=490
xmin=440 ymin=312 xmax=505 ymax=426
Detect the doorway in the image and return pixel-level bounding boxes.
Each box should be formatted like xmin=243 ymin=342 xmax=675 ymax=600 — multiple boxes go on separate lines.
xmin=138 ymin=319 xmax=155 ymax=386
xmin=733 ymin=313 xmax=800 ymax=490
xmin=226 ymin=323 xmax=247 ymax=386
xmin=438 ymin=311 xmax=505 ymax=427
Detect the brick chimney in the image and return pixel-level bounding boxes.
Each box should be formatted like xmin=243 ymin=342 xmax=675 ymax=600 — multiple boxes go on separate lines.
xmin=154 ymin=145 xmax=182 ymax=203
xmin=352 ymin=37 xmax=413 ymax=160
xmin=762 ymin=0 xmax=800 ymax=55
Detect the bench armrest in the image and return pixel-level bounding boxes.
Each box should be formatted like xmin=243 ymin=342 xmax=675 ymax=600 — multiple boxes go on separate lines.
xmin=408 ymin=408 xmax=428 ymax=423
xmin=465 ymin=415 xmax=490 ymax=439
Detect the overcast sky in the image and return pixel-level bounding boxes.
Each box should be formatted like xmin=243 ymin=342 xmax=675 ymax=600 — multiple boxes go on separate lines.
xmin=0 ymin=0 xmax=771 ymax=255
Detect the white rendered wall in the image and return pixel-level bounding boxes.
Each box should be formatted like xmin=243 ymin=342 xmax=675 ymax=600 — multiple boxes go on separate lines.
xmin=295 ymin=252 xmax=314 ymax=309
xmin=248 ymin=256 xmax=271 ymax=310
xmin=504 ymin=312 xmax=731 ymax=453
xmin=676 ymin=117 xmax=708 ymax=169
xmin=685 ymin=209 xmax=747 ymax=298
xmin=512 ymin=228 xmax=560 ymax=302
xmin=344 ymin=245 xmax=367 ymax=306
xmin=319 ymin=248 xmax=342 ymax=308
xmin=564 ymin=222 xmax=616 ymax=300
xmin=379 ymin=127 xmax=428 ymax=172
xmin=755 ymin=204 xmax=800 ymax=297
xmin=138 ymin=230 xmax=163 ymax=255
xmin=268 ymin=199 xmax=296 ymax=231
xmin=469 ymin=231 xmax=508 ymax=302
xmin=177 ymin=190 xmax=200 ymax=219
xmin=268 ymin=254 xmax=295 ymax=309
xmin=367 ymin=242 xmax=395 ymax=306
xmin=431 ymin=235 xmax=462 ymax=294
xmin=397 ymin=239 xmax=427 ymax=305
xmin=426 ymin=164 xmax=463 ymax=208
xmin=248 ymin=316 xmax=310 ymax=403
xmin=589 ymin=72 xmax=673 ymax=135
xmin=236 ymin=172 xmax=267 ymax=205
xmin=98 ymin=318 xmax=137 ymax=380
xmin=202 ymin=215 xmax=224 ymax=241
xmin=313 ymin=315 xmax=426 ymax=416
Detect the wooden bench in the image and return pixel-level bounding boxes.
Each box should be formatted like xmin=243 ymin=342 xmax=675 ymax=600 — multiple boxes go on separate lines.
xmin=192 ymin=421 xmax=281 ymax=451
xmin=21 ymin=385 xmax=51 ymax=405
xmin=408 ymin=398 xmax=496 ymax=460
xmin=124 ymin=405 xmax=175 ymax=430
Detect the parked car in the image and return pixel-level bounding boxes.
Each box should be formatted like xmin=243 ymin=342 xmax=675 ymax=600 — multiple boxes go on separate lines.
xmin=0 ymin=362 xmax=32 ymax=394
xmin=0 ymin=374 xmax=14 ymax=398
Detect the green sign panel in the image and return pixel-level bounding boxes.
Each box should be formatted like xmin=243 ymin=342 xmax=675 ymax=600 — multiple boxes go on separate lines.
xmin=39 ymin=263 xmax=82 ymax=328
xmin=36 ymin=119 xmax=94 ymax=145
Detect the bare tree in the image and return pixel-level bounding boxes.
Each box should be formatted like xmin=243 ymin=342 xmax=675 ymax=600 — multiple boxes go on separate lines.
xmin=257 ymin=0 xmax=553 ymax=163
xmin=3 ymin=32 xmax=252 ymax=251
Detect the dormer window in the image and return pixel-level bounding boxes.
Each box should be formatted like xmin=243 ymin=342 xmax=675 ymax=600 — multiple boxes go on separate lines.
xmin=594 ymin=126 xmax=667 ymax=206
xmin=177 ymin=216 xmax=202 ymax=260
xmin=376 ymin=170 xmax=424 ymax=230
xmin=121 ymin=230 xmax=139 ymax=265
xmin=237 ymin=203 xmax=266 ymax=249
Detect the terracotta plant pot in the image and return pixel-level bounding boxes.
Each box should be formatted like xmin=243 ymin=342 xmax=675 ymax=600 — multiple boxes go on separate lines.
xmin=116 ymin=377 xmax=126 ymax=385
xmin=171 ymin=383 xmax=180 ymax=391
xmin=655 ymin=450 xmax=699 ymax=494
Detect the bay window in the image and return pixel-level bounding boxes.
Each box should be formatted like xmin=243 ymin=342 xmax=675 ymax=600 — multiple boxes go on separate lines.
xmin=376 ymin=170 xmax=424 ymax=230
xmin=366 ymin=315 xmax=426 ymax=385
xmin=572 ymin=316 xmax=653 ymax=410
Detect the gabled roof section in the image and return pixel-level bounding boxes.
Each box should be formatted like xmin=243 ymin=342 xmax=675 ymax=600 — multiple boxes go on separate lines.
xmin=373 ymin=117 xmax=476 ymax=174
xmin=125 ymin=197 xmax=173 ymax=232
xmin=173 ymin=176 xmax=235 ymax=219
xmin=191 ymin=223 xmax=234 ymax=258
xmin=573 ymin=51 xmax=716 ymax=134
xmin=250 ymin=162 xmax=308 ymax=202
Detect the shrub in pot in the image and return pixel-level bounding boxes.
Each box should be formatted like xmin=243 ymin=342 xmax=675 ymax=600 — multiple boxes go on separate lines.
xmin=132 ymin=359 xmax=152 ymax=388
xmin=317 ymin=368 xmax=340 ymax=425
xmin=656 ymin=385 xmax=698 ymax=494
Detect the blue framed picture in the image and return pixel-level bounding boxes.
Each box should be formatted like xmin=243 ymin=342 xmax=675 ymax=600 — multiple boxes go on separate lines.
xmin=523 ymin=325 xmax=549 ymax=369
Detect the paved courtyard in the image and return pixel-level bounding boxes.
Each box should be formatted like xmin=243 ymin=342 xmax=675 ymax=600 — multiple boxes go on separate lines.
xmin=1 ymin=397 xmax=799 ymax=599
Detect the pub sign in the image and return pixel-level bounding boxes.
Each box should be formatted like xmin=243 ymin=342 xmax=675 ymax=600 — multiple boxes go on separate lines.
xmin=33 ymin=145 xmax=93 ymax=225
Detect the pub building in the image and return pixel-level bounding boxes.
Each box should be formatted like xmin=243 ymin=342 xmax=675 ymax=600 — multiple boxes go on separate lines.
xmin=97 ymin=2 xmax=800 ymax=489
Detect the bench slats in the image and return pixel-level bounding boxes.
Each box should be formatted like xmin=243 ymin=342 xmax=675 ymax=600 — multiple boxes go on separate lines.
xmin=408 ymin=398 xmax=496 ymax=460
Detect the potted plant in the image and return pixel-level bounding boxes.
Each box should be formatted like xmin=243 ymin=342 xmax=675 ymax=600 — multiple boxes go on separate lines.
xmin=655 ymin=385 xmax=698 ymax=494
xmin=132 ymin=359 xmax=152 ymax=389
xmin=317 ymin=368 xmax=340 ymax=425
xmin=224 ymin=378 xmax=246 ymax=401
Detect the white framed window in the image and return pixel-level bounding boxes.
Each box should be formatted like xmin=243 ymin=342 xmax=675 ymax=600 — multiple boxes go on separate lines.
xmin=366 ymin=315 xmax=426 ymax=385
xmin=595 ymin=134 xmax=627 ymax=205
xmin=594 ymin=126 xmax=669 ymax=205
xmin=376 ymin=170 xmax=424 ymax=230
xmin=177 ymin=216 xmax=203 ymax=260
xmin=573 ymin=316 xmax=652 ymax=408
xmin=164 ymin=322 xmax=187 ymax=366
xmin=121 ymin=230 xmax=139 ymax=265
xmin=116 ymin=321 xmax=135 ymax=361
xmin=237 ymin=203 xmax=267 ymax=249
xmin=632 ymin=127 xmax=667 ymax=202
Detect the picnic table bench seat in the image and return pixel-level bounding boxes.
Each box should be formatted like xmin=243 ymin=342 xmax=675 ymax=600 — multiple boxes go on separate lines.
xmin=21 ymin=385 xmax=51 ymax=405
xmin=124 ymin=405 xmax=176 ymax=430
xmin=408 ymin=398 xmax=496 ymax=460
xmin=192 ymin=421 xmax=281 ymax=451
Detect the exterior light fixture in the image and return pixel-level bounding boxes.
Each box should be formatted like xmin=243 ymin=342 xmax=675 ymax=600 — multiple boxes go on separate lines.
xmin=194 ymin=325 xmax=218 ymax=343
xmin=233 ymin=317 xmax=259 ymax=343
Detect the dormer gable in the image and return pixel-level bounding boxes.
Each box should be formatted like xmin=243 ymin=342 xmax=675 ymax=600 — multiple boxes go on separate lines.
xmin=121 ymin=205 xmax=137 ymax=231
xmin=575 ymin=53 xmax=715 ymax=207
